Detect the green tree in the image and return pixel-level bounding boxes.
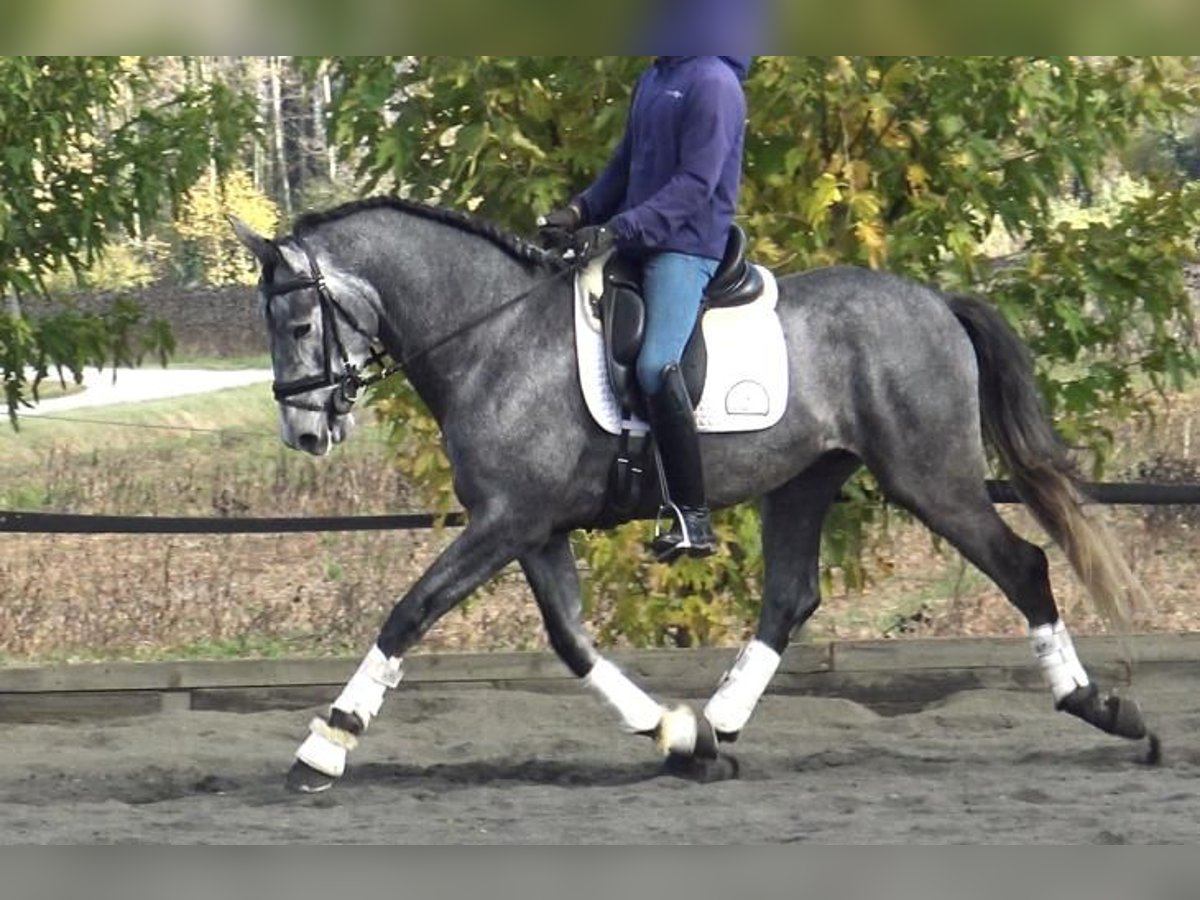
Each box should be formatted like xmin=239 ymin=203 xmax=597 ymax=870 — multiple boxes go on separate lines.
xmin=0 ymin=56 xmax=256 ymax=420
xmin=317 ymin=56 xmax=1200 ymax=645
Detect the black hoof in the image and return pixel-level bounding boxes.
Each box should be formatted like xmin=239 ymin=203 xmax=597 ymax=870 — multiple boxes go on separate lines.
xmin=661 ymin=752 xmax=740 ymax=783
xmin=1105 ymin=694 xmax=1147 ymax=740
xmin=1058 ymin=685 xmax=1150 ymax=741
xmin=286 ymin=760 xmax=338 ymax=794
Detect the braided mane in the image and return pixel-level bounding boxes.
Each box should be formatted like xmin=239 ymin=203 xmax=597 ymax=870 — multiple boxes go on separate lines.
xmin=293 ymin=196 xmax=565 ymax=270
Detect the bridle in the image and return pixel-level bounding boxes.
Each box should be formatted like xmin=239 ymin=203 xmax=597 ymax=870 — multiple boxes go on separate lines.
xmin=260 ymin=241 xmax=395 ymax=416
xmin=260 ymin=238 xmax=576 ymax=417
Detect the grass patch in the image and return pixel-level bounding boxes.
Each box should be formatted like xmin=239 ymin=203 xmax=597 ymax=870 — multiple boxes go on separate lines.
xmin=0 ymin=384 xmax=281 ymax=479
xmin=0 ymin=382 xmax=401 ymax=514
xmin=167 ymin=352 xmax=273 ymax=370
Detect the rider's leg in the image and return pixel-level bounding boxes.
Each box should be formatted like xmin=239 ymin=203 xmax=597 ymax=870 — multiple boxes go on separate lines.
xmin=638 ymin=251 xmax=719 ymax=562
xmin=645 ymin=364 xmax=715 ymax=561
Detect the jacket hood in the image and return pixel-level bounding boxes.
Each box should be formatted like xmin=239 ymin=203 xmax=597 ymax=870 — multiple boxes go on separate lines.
xmin=657 ymin=56 xmax=751 ymax=81
xmin=638 ymin=0 xmax=765 ymax=60
xmin=720 ymin=56 xmax=751 ymax=80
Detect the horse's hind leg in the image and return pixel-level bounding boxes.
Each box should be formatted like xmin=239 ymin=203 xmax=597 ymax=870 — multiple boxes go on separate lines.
xmin=522 ymin=534 xmax=698 ymax=756
xmin=695 ymin=453 xmax=861 ymax=747
xmin=873 ymin=456 xmax=1151 ymax=749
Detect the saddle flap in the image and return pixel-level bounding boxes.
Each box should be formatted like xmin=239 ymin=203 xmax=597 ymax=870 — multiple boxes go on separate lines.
xmin=602 ymin=262 xmax=646 ymax=367
xmin=602 ymin=283 xmax=644 ymax=402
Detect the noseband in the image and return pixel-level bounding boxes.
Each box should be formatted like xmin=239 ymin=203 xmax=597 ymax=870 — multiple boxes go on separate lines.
xmin=261 ymin=243 xmax=392 ymax=416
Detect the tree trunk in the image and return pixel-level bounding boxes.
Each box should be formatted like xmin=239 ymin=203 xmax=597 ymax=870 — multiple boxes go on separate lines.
xmin=196 ymin=56 xmax=218 ymax=193
xmin=322 ymin=65 xmax=337 ymax=183
xmin=270 ymin=56 xmax=293 ymax=218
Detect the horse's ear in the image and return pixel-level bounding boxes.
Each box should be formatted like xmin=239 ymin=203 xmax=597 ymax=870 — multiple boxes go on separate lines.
xmin=227 ymin=214 xmax=281 ymax=266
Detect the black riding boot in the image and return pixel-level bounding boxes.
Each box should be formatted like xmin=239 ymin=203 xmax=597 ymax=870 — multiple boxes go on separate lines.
xmin=646 ymin=363 xmax=715 ymax=563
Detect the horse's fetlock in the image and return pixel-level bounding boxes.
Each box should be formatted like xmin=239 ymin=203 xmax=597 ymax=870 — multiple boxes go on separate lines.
xmin=1056 ymin=682 xmax=1100 ymax=717
xmin=328 ymin=707 xmax=365 ymax=736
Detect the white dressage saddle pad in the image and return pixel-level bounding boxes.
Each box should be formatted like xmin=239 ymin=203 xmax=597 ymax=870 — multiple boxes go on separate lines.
xmin=574 ymin=255 xmax=788 ymax=435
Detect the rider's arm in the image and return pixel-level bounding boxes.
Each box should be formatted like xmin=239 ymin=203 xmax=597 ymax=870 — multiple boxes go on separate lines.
xmin=574 ymin=122 xmax=632 ymax=226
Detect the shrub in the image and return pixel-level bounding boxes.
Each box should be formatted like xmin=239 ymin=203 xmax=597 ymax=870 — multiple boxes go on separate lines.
xmin=175 ymin=169 xmax=280 ymax=286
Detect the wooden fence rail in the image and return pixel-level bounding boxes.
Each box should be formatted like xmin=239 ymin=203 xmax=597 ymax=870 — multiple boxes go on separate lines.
xmin=2 ymin=634 xmax=1198 ymax=723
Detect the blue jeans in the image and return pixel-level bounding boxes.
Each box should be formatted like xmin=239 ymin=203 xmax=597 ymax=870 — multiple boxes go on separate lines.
xmin=636 ymin=251 xmax=719 ymax=396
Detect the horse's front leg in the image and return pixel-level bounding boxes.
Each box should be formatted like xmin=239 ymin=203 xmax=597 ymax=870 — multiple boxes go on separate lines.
xmin=288 ymin=509 xmax=533 ymax=792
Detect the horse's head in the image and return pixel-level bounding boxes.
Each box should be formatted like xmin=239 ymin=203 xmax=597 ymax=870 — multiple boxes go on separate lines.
xmin=230 ymin=215 xmax=381 ymax=456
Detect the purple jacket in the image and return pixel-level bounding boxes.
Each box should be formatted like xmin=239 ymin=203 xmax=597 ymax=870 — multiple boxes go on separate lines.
xmin=575 ymin=56 xmax=750 ymax=262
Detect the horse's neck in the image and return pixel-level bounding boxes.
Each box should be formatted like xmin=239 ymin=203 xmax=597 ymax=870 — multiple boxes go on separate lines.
xmin=320 ymin=213 xmax=531 ymax=346
xmin=341 ymin=215 xmax=544 ymax=414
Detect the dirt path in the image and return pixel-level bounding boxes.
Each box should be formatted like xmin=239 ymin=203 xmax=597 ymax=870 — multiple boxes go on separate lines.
xmin=23 ymin=367 xmax=273 ymax=415
xmin=1 ymin=674 xmax=1195 ymax=844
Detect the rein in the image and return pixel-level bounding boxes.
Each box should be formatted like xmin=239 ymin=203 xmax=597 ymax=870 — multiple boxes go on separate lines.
xmin=262 ymin=240 xmax=574 ymax=415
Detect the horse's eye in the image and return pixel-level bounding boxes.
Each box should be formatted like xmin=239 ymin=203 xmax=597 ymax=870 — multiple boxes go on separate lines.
xmin=292 ymin=323 xmax=313 ymax=340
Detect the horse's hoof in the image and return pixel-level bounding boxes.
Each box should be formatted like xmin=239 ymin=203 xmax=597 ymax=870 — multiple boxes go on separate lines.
xmin=1105 ymin=694 xmax=1148 ymax=740
xmin=661 ymin=751 xmax=740 ymax=783
xmin=286 ymin=760 xmax=338 ymax=794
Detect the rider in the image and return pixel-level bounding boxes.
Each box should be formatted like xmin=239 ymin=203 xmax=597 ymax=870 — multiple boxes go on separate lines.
xmin=540 ymin=54 xmax=751 ymax=562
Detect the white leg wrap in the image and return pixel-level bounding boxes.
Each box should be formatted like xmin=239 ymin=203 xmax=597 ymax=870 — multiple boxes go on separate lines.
xmin=1031 ymin=620 xmax=1089 ymax=703
xmin=656 ymin=705 xmax=698 ymax=756
xmin=295 ymin=717 xmax=356 ymax=777
xmin=703 ymin=640 xmax=781 ymax=735
xmin=584 ymin=658 xmax=664 ymax=734
xmin=332 ymin=646 xmax=404 ymax=730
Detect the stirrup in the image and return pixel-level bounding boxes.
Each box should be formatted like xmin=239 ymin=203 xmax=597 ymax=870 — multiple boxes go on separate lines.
xmin=652 ymin=502 xmax=715 ymax=563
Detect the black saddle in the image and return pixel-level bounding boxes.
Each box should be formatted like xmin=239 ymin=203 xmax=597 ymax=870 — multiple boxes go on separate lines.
xmin=598 ymin=224 xmax=764 ymax=420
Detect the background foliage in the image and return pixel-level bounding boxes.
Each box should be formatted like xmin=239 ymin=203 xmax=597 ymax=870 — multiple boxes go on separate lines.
xmin=2 ymin=56 xmax=1199 ymax=646
xmin=176 ymin=169 xmax=280 ymax=286
xmin=0 ymin=56 xmax=256 ymax=419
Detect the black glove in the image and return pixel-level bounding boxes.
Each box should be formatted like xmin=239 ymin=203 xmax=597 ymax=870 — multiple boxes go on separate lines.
xmin=536 ymin=202 xmax=581 ymax=250
xmin=572 ymin=224 xmax=616 ymax=262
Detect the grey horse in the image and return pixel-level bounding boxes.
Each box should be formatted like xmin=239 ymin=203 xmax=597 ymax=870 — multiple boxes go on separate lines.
xmin=230 ymin=197 xmax=1154 ymax=793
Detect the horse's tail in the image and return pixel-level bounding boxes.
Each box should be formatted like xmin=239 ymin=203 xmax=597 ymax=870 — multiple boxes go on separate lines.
xmin=947 ymin=293 xmax=1145 ymax=630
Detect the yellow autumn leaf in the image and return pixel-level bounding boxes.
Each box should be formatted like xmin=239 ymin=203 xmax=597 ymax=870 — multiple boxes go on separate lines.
xmin=849 ymin=190 xmax=882 ymax=220
xmin=752 ymin=236 xmax=786 ymax=266
xmin=847 ymin=158 xmax=872 ymax=191
xmin=854 ymin=220 xmax=888 ymax=269
xmin=507 ymin=127 xmax=547 ymax=160
xmin=906 ymin=163 xmax=930 ymax=195
xmin=806 ymin=172 xmax=843 ymax=226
